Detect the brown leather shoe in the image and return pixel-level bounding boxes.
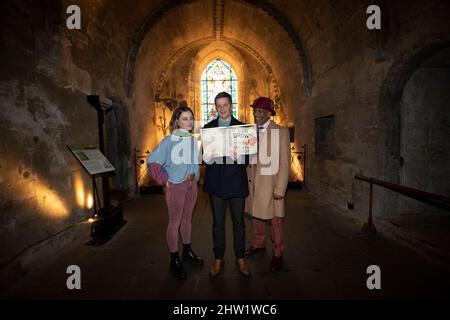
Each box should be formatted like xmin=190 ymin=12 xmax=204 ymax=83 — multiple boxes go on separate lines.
xmin=210 ymin=259 xmax=224 ymax=277
xmin=244 ymin=246 xmax=266 ymax=256
xmin=270 ymin=256 xmax=283 ymax=273
xmin=236 ymin=258 xmax=251 ymax=277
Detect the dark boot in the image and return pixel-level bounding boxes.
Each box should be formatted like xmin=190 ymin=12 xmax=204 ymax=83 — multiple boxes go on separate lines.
xmin=270 ymin=256 xmax=284 ymax=273
xmin=170 ymin=252 xmax=187 ymax=279
xmin=182 ymin=244 xmax=204 ymax=265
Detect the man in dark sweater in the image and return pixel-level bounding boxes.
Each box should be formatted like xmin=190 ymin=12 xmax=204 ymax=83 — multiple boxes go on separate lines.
xmin=202 ymin=91 xmax=251 ymax=277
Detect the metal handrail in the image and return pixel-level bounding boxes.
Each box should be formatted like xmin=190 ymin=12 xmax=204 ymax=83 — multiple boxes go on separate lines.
xmin=354 ymin=175 xmax=450 ymax=234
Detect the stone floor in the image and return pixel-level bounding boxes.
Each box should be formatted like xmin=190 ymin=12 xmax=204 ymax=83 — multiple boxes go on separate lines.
xmin=2 ymin=189 xmax=450 ymax=300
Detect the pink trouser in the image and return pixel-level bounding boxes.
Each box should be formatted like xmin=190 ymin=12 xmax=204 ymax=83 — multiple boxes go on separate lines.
xmin=251 ymin=216 xmax=285 ymax=257
xmin=165 ymin=179 xmax=198 ymax=253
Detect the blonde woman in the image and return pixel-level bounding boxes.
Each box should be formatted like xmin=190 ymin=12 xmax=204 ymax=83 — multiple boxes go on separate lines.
xmin=147 ymin=105 xmax=203 ymax=279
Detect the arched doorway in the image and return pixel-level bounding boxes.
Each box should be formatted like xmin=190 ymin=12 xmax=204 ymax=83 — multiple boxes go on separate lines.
xmin=377 ymin=40 xmax=450 ymax=217
xmin=399 ymin=47 xmax=450 ymax=214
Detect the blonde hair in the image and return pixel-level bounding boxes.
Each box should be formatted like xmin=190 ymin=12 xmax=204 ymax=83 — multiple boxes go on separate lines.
xmin=169 ymin=106 xmax=194 ymax=133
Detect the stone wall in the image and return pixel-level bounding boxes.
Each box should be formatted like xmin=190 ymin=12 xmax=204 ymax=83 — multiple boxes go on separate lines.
xmin=0 ymin=0 xmax=133 ymax=289
xmin=295 ymin=0 xmax=450 ymax=222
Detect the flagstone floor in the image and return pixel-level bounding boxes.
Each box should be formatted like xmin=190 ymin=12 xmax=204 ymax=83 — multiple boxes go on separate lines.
xmin=3 ymin=189 xmax=450 ymax=299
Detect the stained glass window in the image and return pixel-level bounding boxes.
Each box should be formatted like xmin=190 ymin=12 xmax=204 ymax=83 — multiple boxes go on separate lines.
xmin=201 ymin=59 xmax=238 ymax=125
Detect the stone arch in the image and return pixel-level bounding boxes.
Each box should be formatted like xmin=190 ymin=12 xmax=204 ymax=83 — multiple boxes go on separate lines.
xmin=154 ymin=37 xmax=276 ymax=99
xmin=125 ymin=0 xmax=312 ymax=98
xmin=153 ymin=38 xmax=214 ymax=101
xmin=377 ymin=36 xmax=450 ymax=215
xmin=241 ymin=0 xmax=312 ymax=96
xmin=153 ymin=38 xmax=287 ymax=124
xmin=188 ymin=42 xmax=246 ymax=122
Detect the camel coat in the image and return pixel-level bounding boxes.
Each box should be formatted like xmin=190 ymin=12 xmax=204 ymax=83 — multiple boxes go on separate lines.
xmin=245 ymin=121 xmax=291 ymax=220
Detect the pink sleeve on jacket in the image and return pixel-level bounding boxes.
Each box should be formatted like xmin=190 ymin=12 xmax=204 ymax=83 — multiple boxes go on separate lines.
xmin=148 ymin=163 xmax=168 ymax=185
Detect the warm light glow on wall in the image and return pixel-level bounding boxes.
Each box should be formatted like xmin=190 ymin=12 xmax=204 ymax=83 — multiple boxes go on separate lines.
xmin=73 ymin=172 xmax=95 ymax=210
xmin=1 ymin=159 xmax=70 ymax=218
xmin=74 ymin=173 xmax=85 ymax=207
xmin=86 ymin=193 xmax=93 ymax=209
xmin=36 ymin=185 xmax=69 ymax=217
xmin=290 ymin=153 xmax=304 ymax=182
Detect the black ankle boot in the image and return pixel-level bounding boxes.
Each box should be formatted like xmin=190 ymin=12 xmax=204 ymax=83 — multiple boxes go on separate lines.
xmin=170 ymin=252 xmax=187 ymax=279
xmin=182 ymin=244 xmax=204 ymax=265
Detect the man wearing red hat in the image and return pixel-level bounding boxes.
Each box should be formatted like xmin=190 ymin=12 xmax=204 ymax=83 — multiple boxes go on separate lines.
xmin=244 ymin=97 xmax=291 ymax=272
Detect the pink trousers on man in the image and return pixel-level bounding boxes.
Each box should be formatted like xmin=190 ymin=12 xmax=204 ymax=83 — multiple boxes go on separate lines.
xmin=165 ymin=179 xmax=197 ymax=253
xmin=251 ymin=216 xmax=284 ymax=257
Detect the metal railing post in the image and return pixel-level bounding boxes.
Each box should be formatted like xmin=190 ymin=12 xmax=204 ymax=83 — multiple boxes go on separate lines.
xmin=361 ymin=181 xmax=377 ymax=234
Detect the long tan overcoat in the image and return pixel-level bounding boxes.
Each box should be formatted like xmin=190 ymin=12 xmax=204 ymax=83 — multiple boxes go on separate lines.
xmin=245 ymin=121 xmax=291 ymax=220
